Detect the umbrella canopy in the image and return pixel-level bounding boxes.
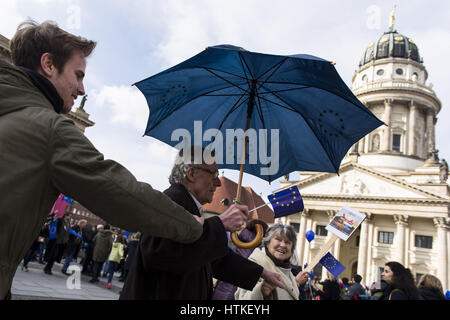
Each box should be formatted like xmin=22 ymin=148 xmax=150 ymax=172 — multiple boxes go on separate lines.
xmin=135 ymin=45 xmax=383 ymax=182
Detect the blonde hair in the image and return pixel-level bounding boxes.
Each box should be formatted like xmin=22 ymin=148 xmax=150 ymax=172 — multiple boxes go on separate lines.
xmin=77 ymin=219 xmax=87 ymax=226
xmin=417 ymin=274 xmax=444 ymax=293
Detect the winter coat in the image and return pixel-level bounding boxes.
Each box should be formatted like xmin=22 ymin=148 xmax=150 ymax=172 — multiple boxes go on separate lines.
xmin=418 ymin=287 xmax=446 ymax=300
xmin=344 ymin=282 xmax=366 ymax=300
xmin=124 ymin=239 xmax=139 ymax=272
xmin=120 ymin=183 xmax=263 ymax=300
xmin=235 ymin=248 xmax=300 ymax=300
xmin=92 ymin=230 xmax=114 ymax=262
xmin=212 ymin=228 xmax=256 ymax=300
xmin=108 ymin=242 xmax=124 ymax=263
xmin=0 ymin=59 xmax=202 ymax=299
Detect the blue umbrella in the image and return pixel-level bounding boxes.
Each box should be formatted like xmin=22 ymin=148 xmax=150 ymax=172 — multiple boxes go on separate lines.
xmin=135 ymin=45 xmax=383 ymax=184
xmin=135 ymin=45 xmax=383 ymax=247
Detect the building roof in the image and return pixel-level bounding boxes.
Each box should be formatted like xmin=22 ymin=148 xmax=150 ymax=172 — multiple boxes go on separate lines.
xmin=359 ymin=29 xmax=421 ymax=67
xmin=202 ymin=176 xmax=274 ymax=223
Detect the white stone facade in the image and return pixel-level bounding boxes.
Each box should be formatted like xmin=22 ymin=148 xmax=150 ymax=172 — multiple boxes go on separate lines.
xmin=279 ymin=28 xmax=450 ymax=290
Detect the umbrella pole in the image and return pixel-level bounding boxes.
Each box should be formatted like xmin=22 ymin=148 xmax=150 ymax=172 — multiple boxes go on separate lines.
xmin=235 ymin=116 xmax=251 ymax=202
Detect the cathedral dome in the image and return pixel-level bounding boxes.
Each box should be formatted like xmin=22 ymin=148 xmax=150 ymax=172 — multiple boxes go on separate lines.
xmin=359 ymin=29 xmax=422 ymax=67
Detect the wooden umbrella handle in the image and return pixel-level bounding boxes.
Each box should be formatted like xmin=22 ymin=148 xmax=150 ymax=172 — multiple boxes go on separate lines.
xmin=231 ymin=224 xmax=263 ymax=249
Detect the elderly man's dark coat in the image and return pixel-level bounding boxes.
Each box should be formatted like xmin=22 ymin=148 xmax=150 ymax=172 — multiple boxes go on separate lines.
xmin=120 ymin=183 xmax=263 ymax=299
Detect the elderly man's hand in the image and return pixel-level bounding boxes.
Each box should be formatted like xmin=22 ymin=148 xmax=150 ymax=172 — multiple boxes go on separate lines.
xmin=261 ymin=269 xmax=286 ymax=290
xmin=218 ymin=204 xmax=248 ymax=232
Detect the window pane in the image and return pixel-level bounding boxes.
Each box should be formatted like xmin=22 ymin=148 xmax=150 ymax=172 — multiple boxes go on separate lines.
xmin=378 ymin=231 xmax=394 ymax=244
xmin=415 ymin=235 xmax=432 ymax=249
xmin=291 ymin=223 xmax=300 ymax=233
xmin=316 ymin=225 xmax=328 ymax=236
xmin=392 ymin=134 xmax=401 ymax=152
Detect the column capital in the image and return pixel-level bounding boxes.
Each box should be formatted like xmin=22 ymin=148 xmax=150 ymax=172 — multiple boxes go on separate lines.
xmin=384 ymin=98 xmax=394 ymax=106
xmin=433 ymin=217 xmax=450 ymax=229
xmin=393 ymin=214 xmax=409 ymax=225
xmin=326 ymin=209 xmax=338 ymax=219
xmin=300 ymin=208 xmax=312 ymax=218
xmin=361 ymin=212 xmax=373 ymax=222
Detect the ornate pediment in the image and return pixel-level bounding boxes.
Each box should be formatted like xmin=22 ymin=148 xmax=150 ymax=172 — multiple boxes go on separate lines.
xmin=295 ymin=162 xmax=445 ymax=200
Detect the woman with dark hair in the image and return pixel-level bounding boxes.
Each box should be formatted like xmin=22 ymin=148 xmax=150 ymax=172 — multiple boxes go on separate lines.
xmin=380 ymin=261 xmax=419 ymax=300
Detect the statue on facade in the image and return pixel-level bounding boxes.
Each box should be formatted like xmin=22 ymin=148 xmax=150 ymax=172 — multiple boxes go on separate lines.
xmin=79 ymin=95 xmax=87 ymax=110
xmin=284 ymin=173 xmax=290 ymax=181
xmin=440 ymin=159 xmax=448 ymax=183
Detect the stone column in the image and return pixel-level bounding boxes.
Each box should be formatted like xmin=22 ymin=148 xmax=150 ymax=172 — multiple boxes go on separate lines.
xmin=426 ymin=109 xmax=436 ymax=153
xmin=433 ymin=217 xmax=449 ymax=290
xmin=358 ymin=137 xmax=365 ymax=153
xmin=408 ymin=102 xmax=418 ymax=156
xmin=382 ymin=99 xmax=393 ymax=151
xmin=357 ymin=213 xmax=372 ymax=282
xmin=393 ymin=215 xmax=409 ymax=265
xmin=296 ymin=209 xmax=311 ymax=266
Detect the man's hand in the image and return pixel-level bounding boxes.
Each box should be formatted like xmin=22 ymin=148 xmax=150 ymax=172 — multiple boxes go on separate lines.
xmin=261 ymin=268 xmax=285 ymax=290
xmin=295 ymin=270 xmax=310 ymax=286
xmin=218 ymin=204 xmax=248 ymax=232
xmin=260 ymin=280 xmax=276 ymax=297
xmin=193 ymin=215 xmax=205 ymax=225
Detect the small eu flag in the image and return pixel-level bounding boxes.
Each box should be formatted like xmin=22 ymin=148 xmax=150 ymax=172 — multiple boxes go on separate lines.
xmin=268 ymin=185 xmax=304 ymax=218
xmin=319 ymin=252 xmax=346 ymax=278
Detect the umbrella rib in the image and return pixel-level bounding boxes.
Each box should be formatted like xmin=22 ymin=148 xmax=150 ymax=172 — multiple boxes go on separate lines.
xmin=201 ymin=68 xmax=249 ymax=94
xmin=262 ymin=80 xmax=372 ymax=116
xmin=145 ymin=82 xmax=248 ymax=133
xmin=261 ymin=88 xmax=339 ymax=172
xmin=238 ymin=52 xmax=255 ymax=83
xmin=258 ymin=86 xmax=312 ymax=95
xmin=256 ymin=57 xmax=289 ymax=91
xmin=216 ymin=94 xmax=249 ymax=132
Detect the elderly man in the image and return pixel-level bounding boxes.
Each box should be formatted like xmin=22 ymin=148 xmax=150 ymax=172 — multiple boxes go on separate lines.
xmin=120 ymin=148 xmax=285 ymax=299
xmin=0 ymin=20 xmax=202 ymax=300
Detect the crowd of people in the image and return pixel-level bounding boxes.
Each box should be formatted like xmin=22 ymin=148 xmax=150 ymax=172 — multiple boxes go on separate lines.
xmin=20 ymin=211 xmax=141 ymax=290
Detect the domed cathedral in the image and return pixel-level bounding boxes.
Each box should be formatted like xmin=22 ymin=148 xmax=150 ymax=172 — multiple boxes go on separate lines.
xmin=278 ymin=10 xmax=450 ymax=290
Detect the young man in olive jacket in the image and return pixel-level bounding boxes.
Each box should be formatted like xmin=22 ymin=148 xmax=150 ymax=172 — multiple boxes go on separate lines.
xmin=0 ymin=20 xmax=213 ymax=300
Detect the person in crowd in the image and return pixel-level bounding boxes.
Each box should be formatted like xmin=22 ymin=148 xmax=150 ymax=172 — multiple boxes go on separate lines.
xmin=343 ymin=274 xmax=366 ymax=300
xmin=315 ymin=279 xmax=342 ymax=300
xmin=37 ymin=220 xmax=50 ymax=264
xmin=61 ymin=219 xmax=87 ymax=275
xmin=120 ymin=148 xmax=285 ymax=299
xmin=21 ymin=221 xmax=50 ymax=271
xmin=212 ymin=220 xmax=269 ymax=300
xmin=235 ymin=223 xmax=310 ymax=300
xmin=339 ymin=277 xmax=350 ymax=299
xmin=417 ymin=274 xmax=446 ymax=300
xmin=379 ymin=261 xmax=419 ymax=300
xmin=82 ymin=224 xmax=100 ymax=275
xmin=105 ymin=235 xmax=126 ymax=289
xmin=119 ymin=232 xmax=141 ymax=282
xmin=0 ymin=20 xmax=204 ymax=299
xmin=43 ymin=212 xmax=72 ymax=275
xmin=89 ymin=225 xmax=113 ymax=283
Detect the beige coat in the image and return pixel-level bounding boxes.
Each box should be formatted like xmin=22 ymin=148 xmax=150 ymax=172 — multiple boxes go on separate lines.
xmin=0 ymin=60 xmax=203 ymax=299
xmin=235 ymin=248 xmax=299 ymax=300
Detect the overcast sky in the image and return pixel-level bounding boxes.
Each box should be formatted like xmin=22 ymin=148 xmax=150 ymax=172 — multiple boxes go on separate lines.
xmin=1 ymin=0 xmax=449 ymax=201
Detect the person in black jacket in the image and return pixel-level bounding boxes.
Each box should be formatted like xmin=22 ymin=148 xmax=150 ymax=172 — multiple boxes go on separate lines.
xmin=417 ymin=274 xmax=446 ymax=300
xmin=119 ymin=232 xmax=141 ymax=282
xmin=120 ymin=148 xmax=285 ymax=299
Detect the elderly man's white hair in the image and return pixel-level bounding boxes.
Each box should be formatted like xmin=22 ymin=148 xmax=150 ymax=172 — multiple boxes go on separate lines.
xmin=169 ymin=146 xmax=216 ymax=185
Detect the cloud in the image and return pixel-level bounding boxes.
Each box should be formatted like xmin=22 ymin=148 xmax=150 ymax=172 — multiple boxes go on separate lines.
xmin=0 ymin=1 xmax=25 ymax=38
xmin=91 ymin=85 xmax=148 ymax=131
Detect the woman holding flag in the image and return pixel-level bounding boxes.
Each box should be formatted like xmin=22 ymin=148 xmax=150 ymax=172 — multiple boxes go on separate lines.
xmin=235 ymin=224 xmax=310 ymax=300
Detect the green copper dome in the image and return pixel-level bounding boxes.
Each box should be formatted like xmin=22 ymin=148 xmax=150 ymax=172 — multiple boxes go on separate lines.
xmin=359 ymin=29 xmax=422 ymax=67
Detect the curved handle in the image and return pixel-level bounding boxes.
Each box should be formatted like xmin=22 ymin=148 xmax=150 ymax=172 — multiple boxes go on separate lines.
xmin=231 ymin=224 xmax=263 ymax=249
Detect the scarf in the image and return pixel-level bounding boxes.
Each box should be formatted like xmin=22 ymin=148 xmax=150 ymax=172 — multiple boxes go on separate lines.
xmin=17 ymin=66 xmax=64 ymax=113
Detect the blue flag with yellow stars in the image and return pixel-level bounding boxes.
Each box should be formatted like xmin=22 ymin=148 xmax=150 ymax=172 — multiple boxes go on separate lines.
xmin=319 ymin=252 xmax=346 ymax=278
xmin=268 ymin=186 xmax=304 ymax=218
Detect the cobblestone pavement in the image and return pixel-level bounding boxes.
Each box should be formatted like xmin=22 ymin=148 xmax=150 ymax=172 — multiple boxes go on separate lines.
xmin=11 ymin=260 xmax=123 ymax=300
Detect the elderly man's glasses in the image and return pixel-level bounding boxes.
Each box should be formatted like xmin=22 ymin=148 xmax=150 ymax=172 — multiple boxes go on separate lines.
xmin=192 ymin=166 xmax=220 ymax=178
